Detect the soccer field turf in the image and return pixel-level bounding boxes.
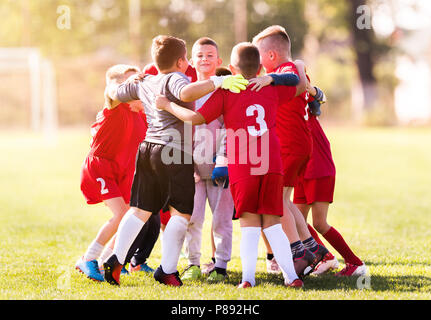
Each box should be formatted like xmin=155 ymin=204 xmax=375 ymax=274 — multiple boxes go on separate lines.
xmin=0 ymin=126 xmax=430 ymax=300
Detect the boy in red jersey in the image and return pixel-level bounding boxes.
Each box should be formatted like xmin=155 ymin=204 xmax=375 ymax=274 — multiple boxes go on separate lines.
xmin=252 ymin=25 xmax=330 ymax=277
xmin=294 ymin=83 xmax=367 ymax=277
xmin=156 ymin=42 xmax=306 ymax=288
xmin=76 ymin=64 xmax=156 ymax=281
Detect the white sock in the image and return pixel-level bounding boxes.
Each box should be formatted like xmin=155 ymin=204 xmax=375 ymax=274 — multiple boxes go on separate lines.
xmin=240 ymin=227 xmax=261 ymax=287
xmin=263 ymin=223 xmax=298 ymax=284
xmin=113 ymin=210 xmax=145 ymax=265
xmin=99 ymin=246 xmax=113 ymax=264
xmin=161 ymin=215 xmax=189 ymax=274
xmin=83 ymin=240 xmax=104 ymax=261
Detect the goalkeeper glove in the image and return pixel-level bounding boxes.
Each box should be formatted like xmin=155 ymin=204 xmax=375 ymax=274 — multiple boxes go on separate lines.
xmin=211 ymin=166 xmax=229 ymax=188
xmin=210 ymin=74 xmax=249 ymax=93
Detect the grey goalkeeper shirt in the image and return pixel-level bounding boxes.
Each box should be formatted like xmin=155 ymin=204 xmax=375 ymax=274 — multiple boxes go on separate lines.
xmin=116 ymin=72 xmax=194 ymax=155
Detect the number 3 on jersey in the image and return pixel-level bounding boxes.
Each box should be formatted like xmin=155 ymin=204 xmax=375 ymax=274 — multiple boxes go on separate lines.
xmin=304 ymin=92 xmax=310 ymax=121
xmin=246 ymin=104 xmax=268 ymax=137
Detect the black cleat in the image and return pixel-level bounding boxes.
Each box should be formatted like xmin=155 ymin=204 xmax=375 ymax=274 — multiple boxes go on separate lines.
xmin=103 ymin=254 xmax=123 ymax=286
xmin=154 ymin=265 xmax=183 ymax=287
xmin=293 ymin=249 xmax=316 ymax=279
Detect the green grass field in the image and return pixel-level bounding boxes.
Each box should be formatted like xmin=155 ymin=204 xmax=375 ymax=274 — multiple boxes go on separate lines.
xmin=0 ymin=126 xmax=430 ymax=300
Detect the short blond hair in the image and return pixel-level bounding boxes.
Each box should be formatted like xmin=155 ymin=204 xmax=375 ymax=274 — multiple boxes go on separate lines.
xmin=105 ymin=64 xmax=140 ymax=85
xmin=252 ymin=25 xmax=291 ymax=57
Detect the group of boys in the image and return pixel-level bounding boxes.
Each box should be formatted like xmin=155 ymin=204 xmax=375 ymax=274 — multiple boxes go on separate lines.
xmin=76 ymin=24 xmax=367 ymax=289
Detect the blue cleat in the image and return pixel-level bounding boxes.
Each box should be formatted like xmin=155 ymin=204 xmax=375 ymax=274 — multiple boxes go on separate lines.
xmin=75 ymin=257 xmax=105 ymax=282
xmin=130 ymin=262 xmax=155 ymax=273
xmin=121 ymin=265 xmax=129 ymax=275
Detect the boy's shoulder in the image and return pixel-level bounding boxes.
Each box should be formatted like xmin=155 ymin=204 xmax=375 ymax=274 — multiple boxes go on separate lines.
xmin=274 ymin=61 xmax=297 ymax=74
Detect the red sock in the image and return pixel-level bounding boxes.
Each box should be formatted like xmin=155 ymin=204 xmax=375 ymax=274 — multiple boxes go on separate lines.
xmin=307 ymin=224 xmax=334 ymax=259
xmin=322 ymin=227 xmax=362 ymax=266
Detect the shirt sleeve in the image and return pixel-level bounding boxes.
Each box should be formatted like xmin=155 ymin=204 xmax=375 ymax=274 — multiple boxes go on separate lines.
xmin=166 ymin=72 xmax=191 ymax=102
xmin=197 ymin=89 xmax=224 ymax=124
xmin=116 ymin=81 xmax=140 ymax=102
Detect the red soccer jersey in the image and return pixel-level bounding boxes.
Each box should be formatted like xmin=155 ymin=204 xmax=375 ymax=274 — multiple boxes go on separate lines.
xmin=89 ymin=103 xmax=147 ymax=171
xmin=198 ymin=85 xmax=296 ymax=184
xmin=303 ymin=114 xmax=336 ymax=179
xmin=274 ymin=62 xmax=313 ymax=156
xmin=143 ymin=63 xmax=198 ymax=82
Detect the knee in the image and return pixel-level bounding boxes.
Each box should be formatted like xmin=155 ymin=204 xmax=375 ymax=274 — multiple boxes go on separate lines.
xmin=312 ymin=219 xmax=329 ymax=234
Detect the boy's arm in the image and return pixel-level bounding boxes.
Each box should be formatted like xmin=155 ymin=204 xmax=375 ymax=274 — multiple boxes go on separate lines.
xmin=248 ymin=60 xmax=307 ymax=95
xmin=293 ymin=60 xmax=307 ymax=97
xmin=155 ymin=94 xmax=206 ymax=125
xmin=105 ymin=75 xmax=142 ymax=109
xmin=179 ymin=74 xmax=249 ymax=102
xmin=248 ymin=73 xmax=299 ymax=92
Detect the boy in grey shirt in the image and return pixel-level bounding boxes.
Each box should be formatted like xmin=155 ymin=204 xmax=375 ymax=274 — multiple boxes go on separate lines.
xmin=102 ymin=35 xmax=248 ymax=286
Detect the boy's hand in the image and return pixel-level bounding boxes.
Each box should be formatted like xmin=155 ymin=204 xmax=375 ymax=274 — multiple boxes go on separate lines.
xmin=306 ymin=81 xmax=317 ymax=96
xmin=210 ymin=74 xmax=249 ymax=93
xmin=248 ymin=75 xmax=273 ymax=92
xmin=133 ymin=72 xmax=146 ymax=84
xmin=155 ymin=94 xmax=170 ymax=110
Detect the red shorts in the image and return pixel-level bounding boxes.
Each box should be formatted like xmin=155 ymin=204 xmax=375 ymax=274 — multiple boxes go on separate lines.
xmin=293 ymin=175 xmax=335 ymax=205
xmin=160 ymin=210 xmax=171 ymax=226
xmin=80 ymin=155 xmax=133 ymax=204
xmin=230 ymin=173 xmax=284 ymax=219
xmin=281 ymin=153 xmax=310 ymax=187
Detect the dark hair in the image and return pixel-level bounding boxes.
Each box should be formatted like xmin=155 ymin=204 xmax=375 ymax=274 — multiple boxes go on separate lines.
xmin=193 ymin=37 xmax=219 ymax=52
xmin=151 ymin=35 xmax=187 ymax=71
xmin=215 ymin=66 xmax=232 ymax=76
xmin=232 ymin=43 xmax=261 ymax=79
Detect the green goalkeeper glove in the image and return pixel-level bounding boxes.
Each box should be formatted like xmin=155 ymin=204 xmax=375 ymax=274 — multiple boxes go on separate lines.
xmin=210 ymin=74 xmax=249 ymax=93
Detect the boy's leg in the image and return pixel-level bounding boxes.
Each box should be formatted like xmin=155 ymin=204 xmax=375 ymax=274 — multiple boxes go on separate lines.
xmin=239 ymin=212 xmax=262 ymax=287
xmin=127 ymin=212 xmax=161 ymax=270
xmin=77 ymin=197 xmax=128 ymax=282
xmin=159 ymin=207 xmax=191 ymax=275
xmin=311 ymin=202 xmax=364 ymax=275
xmin=83 ymin=197 xmax=128 ymax=262
xmin=103 ymin=206 xmax=152 ymax=285
xmin=207 ymin=181 xmax=233 ymax=272
xmin=262 ymin=215 xmax=300 ymax=286
xmin=112 ymin=207 xmax=152 ymax=265
xmin=183 ymin=179 xmax=207 ymax=273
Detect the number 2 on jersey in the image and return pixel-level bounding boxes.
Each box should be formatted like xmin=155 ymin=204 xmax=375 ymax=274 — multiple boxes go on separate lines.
xmin=246 ymin=104 xmax=268 ymax=136
xmin=96 ymin=178 xmax=109 ymax=195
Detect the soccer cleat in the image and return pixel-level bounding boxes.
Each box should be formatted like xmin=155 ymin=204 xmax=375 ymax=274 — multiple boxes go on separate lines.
xmin=304 ymin=244 xmax=330 ymax=277
xmin=286 ymin=278 xmax=304 ymax=288
xmin=180 ymin=265 xmax=201 ymax=281
xmin=121 ymin=265 xmax=129 ymax=275
xmin=293 ymin=249 xmax=316 ymax=279
xmin=207 ymin=269 xmax=228 ymax=283
xmin=266 ymin=257 xmax=282 ymax=274
xmin=154 ymin=265 xmax=183 ymax=286
xmin=335 ymin=263 xmax=368 ymax=277
xmin=201 ymin=260 xmax=215 ymax=275
xmin=311 ymin=255 xmax=339 ymax=275
xmin=75 ymin=258 xmax=105 ymax=282
xmin=103 ymin=254 xmax=123 ymax=286
xmin=237 ymin=281 xmax=253 ymax=289
xmin=130 ymin=262 xmax=155 ymax=273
